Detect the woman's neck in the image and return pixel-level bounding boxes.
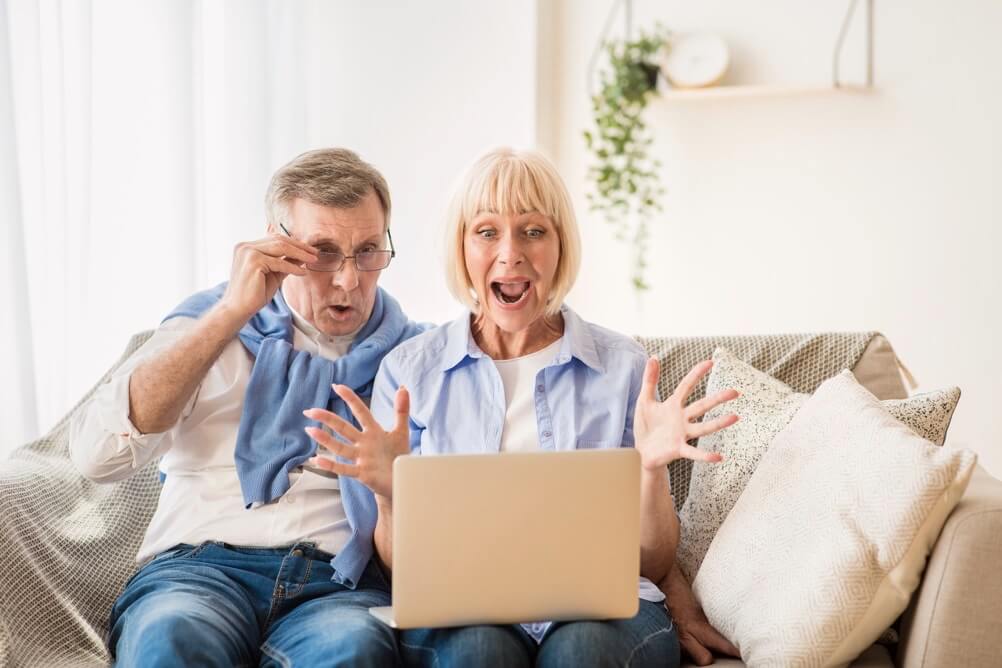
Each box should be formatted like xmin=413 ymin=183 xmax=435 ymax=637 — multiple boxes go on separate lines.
xmin=471 ymin=312 xmax=565 ymax=360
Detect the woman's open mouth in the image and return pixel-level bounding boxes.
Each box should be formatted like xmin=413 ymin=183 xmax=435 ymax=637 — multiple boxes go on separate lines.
xmin=491 ymin=280 xmax=531 ymax=307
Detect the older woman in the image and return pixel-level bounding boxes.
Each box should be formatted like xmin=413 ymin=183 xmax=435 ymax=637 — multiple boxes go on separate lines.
xmin=304 ymin=148 xmax=739 ymax=667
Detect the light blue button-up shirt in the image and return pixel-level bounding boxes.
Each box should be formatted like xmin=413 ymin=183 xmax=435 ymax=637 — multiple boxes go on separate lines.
xmin=371 ymin=304 xmax=666 ymax=637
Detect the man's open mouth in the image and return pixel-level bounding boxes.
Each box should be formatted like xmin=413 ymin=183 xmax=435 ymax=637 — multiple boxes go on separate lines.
xmin=491 ymin=280 xmax=531 ymax=305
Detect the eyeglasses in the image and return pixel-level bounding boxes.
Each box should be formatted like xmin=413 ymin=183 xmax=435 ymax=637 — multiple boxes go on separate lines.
xmin=279 ymin=223 xmax=395 ymax=272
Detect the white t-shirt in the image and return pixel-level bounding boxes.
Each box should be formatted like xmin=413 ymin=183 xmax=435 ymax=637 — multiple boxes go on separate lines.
xmin=492 ymin=338 xmax=563 ymax=453
xmin=69 ymin=298 xmax=360 ymax=563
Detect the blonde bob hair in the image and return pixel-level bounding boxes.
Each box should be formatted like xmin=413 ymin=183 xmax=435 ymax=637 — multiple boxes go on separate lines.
xmin=443 ymin=147 xmax=581 ymax=317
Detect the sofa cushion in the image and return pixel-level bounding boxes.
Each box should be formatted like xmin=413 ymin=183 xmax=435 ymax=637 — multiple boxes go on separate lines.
xmin=676 ymin=347 xmax=961 ymax=581
xmin=692 ymin=371 xmax=977 ymax=667
xmin=636 ymin=332 xmax=905 ymax=511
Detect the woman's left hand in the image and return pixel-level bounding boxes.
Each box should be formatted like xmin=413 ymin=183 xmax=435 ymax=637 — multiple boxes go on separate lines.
xmin=633 ymin=358 xmax=739 ymax=471
xmin=302 ymin=383 xmax=410 ymax=499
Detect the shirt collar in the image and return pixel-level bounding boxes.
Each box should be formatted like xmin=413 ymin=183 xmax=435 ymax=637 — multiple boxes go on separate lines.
xmin=439 ymin=304 xmax=604 ymax=374
xmin=555 ymin=304 xmax=604 ymax=373
xmin=440 ymin=314 xmax=485 ymax=372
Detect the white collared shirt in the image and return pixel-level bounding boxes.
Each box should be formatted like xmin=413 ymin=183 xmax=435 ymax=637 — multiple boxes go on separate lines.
xmin=69 ymin=299 xmax=361 ymax=563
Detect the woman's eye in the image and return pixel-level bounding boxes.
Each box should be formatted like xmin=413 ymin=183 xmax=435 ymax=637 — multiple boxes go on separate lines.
xmin=477 ymin=229 xmax=496 ymax=239
xmin=526 ymin=229 xmax=545 ymax=238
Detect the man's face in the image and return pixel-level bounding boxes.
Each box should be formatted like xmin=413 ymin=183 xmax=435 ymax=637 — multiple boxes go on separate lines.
xmin=278 ymin=191 xmax=387 ymax=337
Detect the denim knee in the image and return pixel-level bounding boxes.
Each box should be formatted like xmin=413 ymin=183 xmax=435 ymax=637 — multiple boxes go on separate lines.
xmin=112 ymin=593 xmax=255 ymax=667
xmin=399 ymin=625 xmax=532 ymax=668
xmin=262 ymin=608 xmax=399 ymax=668
xmin=537 ymin=603 xmax=680 ymax=668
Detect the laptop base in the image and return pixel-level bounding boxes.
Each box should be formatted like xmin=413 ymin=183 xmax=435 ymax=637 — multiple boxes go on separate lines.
xmin=369 ymin=606 xmax=399 ymax=628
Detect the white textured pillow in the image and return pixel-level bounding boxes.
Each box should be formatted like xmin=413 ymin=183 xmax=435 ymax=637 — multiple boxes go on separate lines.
xmin=676 ymin=347 xmax=961 ymax=581
xmin=692 ymin=371 xmax=977 ymax=668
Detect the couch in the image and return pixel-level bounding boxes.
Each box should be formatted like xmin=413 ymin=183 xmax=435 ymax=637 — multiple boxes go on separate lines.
xmin=1 ymin=330 xmax=999 ymax=667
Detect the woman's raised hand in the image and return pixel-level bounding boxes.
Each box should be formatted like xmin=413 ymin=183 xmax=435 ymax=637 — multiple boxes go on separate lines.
xmin=302 ymin=384 xmax=410 ymax=499
xmin=633 ymin=358 xmax=739 ymax=471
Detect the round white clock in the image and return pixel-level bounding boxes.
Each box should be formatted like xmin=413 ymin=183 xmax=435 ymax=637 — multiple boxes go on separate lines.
xmin=660 ymin=33 xmax=730 ymax=89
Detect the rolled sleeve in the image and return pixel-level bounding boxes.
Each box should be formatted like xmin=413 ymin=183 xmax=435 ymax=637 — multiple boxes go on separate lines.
xmin=69 ymin=318 xmax=197 ymax=483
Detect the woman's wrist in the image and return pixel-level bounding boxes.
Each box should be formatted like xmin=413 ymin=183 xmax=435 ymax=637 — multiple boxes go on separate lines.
xmin=640 ymin=463 xmax=672 ymax=494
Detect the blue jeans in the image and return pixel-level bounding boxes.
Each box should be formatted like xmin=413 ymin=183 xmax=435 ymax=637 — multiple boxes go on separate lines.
xmin=399 ymin=600 xmax=680 ymax=668
xmin=108 ymin=541 xmax=399 ymax=667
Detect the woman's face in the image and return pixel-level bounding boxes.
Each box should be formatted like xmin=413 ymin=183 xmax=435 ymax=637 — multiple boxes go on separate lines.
xmin=464 ymin=211 xmax=561 ymax=333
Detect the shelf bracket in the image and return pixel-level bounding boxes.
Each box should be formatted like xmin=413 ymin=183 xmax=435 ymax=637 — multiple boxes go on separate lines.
xmin=833 ymin=0 xmax=874 ymax=88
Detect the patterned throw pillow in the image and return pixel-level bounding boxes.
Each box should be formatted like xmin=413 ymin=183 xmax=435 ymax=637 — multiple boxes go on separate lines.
xmin=691 ymin=371 xmax=976 ymax=667
xmin=676 ymin=347 xmax=961 ymax=581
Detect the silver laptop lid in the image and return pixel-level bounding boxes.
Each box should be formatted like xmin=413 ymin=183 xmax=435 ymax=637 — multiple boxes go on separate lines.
xmin=387 ymin=448 xmax=641 ymax=629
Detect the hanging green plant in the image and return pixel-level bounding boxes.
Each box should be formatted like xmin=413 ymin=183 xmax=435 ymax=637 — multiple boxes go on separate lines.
xmin=583 ymin=27 xmax=669 ymax=292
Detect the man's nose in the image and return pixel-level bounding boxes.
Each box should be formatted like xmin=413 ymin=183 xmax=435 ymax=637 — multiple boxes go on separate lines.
xmin=331 ymin=259 xmax=360 ymax=291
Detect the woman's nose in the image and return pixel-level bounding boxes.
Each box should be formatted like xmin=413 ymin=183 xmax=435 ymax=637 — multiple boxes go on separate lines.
xmin=498 ymin=237 xmax=525 ymax=266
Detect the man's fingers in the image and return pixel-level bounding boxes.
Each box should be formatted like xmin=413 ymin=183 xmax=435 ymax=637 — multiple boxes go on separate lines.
xmin=689 ymin=413 xmax=739 ymax=440
xmin=640 ymin=357 xmax=659 ymax=402
xmin=393 ymin=386 xmax=410 ymax=434
xmin=244 ymin=237 xmax=319 ymax=264
xmin=304 ymin=426 xmax=357 ymax=459
xmin=304 ymin=455 xmax=361 ymax=479
xmin=332 ymin=384 xmax=380 ymax=431
xmin=267 ymin=228 xmax=322 ymax=255
xmin=684 ymin=388 xmax=740 ymax=420
xmin=260 ymin=255 xmax=308 ymax=277
xmin=303 ymin=408 xmax=363 ymax=442
xmin=673 ymin=360 xmax=714 ymax=405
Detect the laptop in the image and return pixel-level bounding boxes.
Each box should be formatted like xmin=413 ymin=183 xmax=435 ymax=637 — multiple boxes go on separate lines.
xmin=369 ymin=448 xmax=641 ymax=629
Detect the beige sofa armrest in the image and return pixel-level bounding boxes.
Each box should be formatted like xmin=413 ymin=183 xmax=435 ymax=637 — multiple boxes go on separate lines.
xmin=897 ymin=465 xmax=1002 ymax=667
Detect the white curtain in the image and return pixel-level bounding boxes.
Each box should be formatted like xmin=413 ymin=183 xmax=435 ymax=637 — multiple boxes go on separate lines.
xmin=0 ymin=0 xmax=308 ymax=455
xmin=1 ymin=0 xmax=539 ymax=457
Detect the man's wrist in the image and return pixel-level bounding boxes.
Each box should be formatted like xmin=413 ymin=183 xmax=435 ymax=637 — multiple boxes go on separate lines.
xmin=206 ymin=301 xmax=251 ymax=339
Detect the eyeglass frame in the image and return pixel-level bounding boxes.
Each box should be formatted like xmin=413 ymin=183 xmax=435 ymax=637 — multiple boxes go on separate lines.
xmin=278 ymin=222 xmax=396 ymax=272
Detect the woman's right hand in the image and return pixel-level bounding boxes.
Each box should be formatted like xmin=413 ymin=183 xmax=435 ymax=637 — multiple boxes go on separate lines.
xmin=303 ymin=383 xmax=411 ymax=501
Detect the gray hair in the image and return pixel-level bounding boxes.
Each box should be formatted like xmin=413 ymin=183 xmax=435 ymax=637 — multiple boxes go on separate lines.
xmin=265 ymin=148 xmax=391 ymax=231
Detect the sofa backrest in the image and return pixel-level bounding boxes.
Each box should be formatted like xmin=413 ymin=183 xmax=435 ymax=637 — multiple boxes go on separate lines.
xmin=636 ymin=332 xmax=908 ymax=510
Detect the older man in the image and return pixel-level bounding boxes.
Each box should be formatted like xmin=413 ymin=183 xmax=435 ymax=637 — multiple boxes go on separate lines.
xmin=70 ymin=148 xmax=425 ymax=667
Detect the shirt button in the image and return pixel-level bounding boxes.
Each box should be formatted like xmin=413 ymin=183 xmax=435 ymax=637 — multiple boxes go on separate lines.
xmin=285 ymin=495 xmax=295 ymax=504
xmin=543 ymin=431 xmax=552 ymax=438
xmin=536 ymin=384 xmax=544 ymax=392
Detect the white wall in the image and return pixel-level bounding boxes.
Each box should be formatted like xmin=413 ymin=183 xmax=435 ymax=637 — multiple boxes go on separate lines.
xmin=199 ymin=0 xmax=539 ymax=326
xmin=295 ymin=0 xmax=538 ymax=327
xmin=541 ymin=0 xmax=1001 ymax=476
xmin=2 ymin=0 xmax=537 ymax=451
